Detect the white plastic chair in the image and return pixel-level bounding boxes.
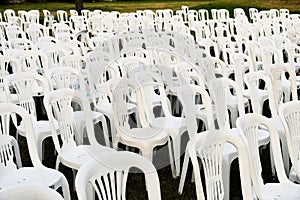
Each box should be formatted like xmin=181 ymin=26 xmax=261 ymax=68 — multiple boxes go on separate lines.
xmin=270 ymin=63 xmax=298 ymax=104
xmin=0 ymin=55 xmax=21 ymax=103
xmin=37 ymin=43 xmax=69 ymax=68
xmin=177 ymin=84 xmax=215 ymax=193
xmin=11 ymin=49 xmax=49 ymax=75
xmin=233 ymin=53 xmax=268 ymax=113
xmin=198 ymin=9 xmax=209 ymax=21
xmin=3 ymin=9 xmax=16 ymax=23
xmin=108 ymin=77 xmax=171 ymax=162
xmin=279 ymin=101 xmax=300 ymax=183
xmin=46 ymin=66 xmax=81 ymax=90
xmin=209 ymin=77 xmax=268 ymax=200
xmin=75 ymin=151 xmax=161 ymax=200
xmin=0 ymin=185 xmax=64 ymax=200
xmin=8 ymin=38 xmax=33 ymax=50
xmin=43 ymin=88 xmax=114 ymax=171
xmin=119 ymin=56 xmax=151 ymax=79
xmin=86 ymin=60 xmax=135 ymax=145
xmin=4 ymin=72 xmax=58 ymax=161
xmin=25 ymin=24 xmax=47 ymax=43
xmin=5 ymin=24 xmax=26 ymax=41
xmin=179 ymin=128 xmax=254 ymax=200
xmin=245 ymin=71 xmax=292 ymax=173
xmin=45 ymin=66 xmax=110 ymax=147
xmin=43 ymin=9 xmax=56 ymax=28
xmin=210 ymin=77 xmax=248 ymax=128
xmin=135 ymin=71 xmax=187 ymax=177
xmin=237 ymin=113 xmax=300 ymax=199
xmin=56 ymin=10 xmax=69 ymax=24
xmin=0 ymin=103 xmax=70 ymax=200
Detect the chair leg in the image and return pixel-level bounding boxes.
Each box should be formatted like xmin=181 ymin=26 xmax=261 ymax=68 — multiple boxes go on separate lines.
xmin=37 ymin=137 xmax=44 ymax=161
xmin=278 ymin=130 xmax=290 ymax=174
xmin=173 ymin=135 xmax=181 ymax=177
xmin=178 ymin=151 xmax=189 ymax=194
xmin=11 ymin=138 xmax=22 ymax=168
xmin=222 ymin=158 xmax=231 ymax=200
xmin=141 ymin=148 xmax=153 ymax=162
xmin=168 ymin=137 xmax=175 ymax=178
xmin=55 ymin=157 xmax=61 ymax=170
xmin=60 ymin=175 xmax=71 ymax=200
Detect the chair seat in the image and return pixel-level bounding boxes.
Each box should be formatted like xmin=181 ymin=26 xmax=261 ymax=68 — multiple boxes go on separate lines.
xmin=242 ymin=88 xmax=268 ymax=100
xmin=95 ymin=102 xmax=136 ymax=114
xmin=74 ymin=111 xmax=103 ymax=124
xmin=60 ymin=145 xmax=114 ymax=170
xmin=17 ymin=120 xmax=59 ymax=138
xmin=261 ymin=183 xmax=300 ymax=199
xmin=150 ymin=116 xmax=186 ymax=132
xmin=0 ymin=167 xmax=63 ymax=189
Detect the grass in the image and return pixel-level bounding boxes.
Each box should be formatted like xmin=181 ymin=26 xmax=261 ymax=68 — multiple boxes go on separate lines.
xmin=0 ymin=0 xmax=300 ymax=18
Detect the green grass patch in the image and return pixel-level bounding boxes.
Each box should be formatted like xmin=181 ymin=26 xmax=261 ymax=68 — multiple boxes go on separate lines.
xmin=1 ymin=0 xmax=300 ymax=15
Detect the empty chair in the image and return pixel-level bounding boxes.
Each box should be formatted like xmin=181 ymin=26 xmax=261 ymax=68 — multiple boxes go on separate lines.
xmin=43 ymin=88 xmax=114 ymax=172
xmin=69 ymin=9 xmax=78 ymax=17
xmin=0 ymin=185 xmax=64 ymax=200
xmin=108 ymin=77 xmax=171 ymax=162
xmin=38 ymin=43 xmax=69 ymax=68
xmin=245 ymin=71 xmax=293 ymax=173
xmin=60 ymin=54 xmax=87 ymax=71
xmin=11 ymin=49 xmax=49 ymax=75
xmin=208 ymin=77 xmax=268 ymax=200
xmin=86 ymin=60 xmax=127 ymax=143
xmin=279 ymin=101 xmax=300 ymax=183
xmin=45 ymin=66 xmax=110 ymax=146
xmin=280 ymin=8 xmax=289 ymax=18
xmin=4 ymin=72 xmax=58 ymax=160
xmin=56 ymin=10 xmax=69 ymax=24
xmin=0 ymin=103 xmax=70 ymax=200
xmin=8 ymin=38 xmax=33 ymax=50
xmin=5 ymin=24 xmax=26 ymax=40
xmin=0 ymin=55 xmax=21 ymax=103
xmin=119 ymin=56 xmax=151 ymax=79
xmin=136 ymin=71 xmax=187 ymax=177
xmin=46 ymin=66 xmax=81 ymax=90
xmin=237 ymin=113 xmax=300 ymax=199
xmin=75 ymin=151 xmax=161 ymax=200
xmin=3 ymin=9 xmax=16 ymax=22
xmin=179 ymin=127 xmax=253 ymax=199
xmin=198 ymin=9 xmax=209 ymax=21
xmin=26 ymin=23 xmax=48 ymax=43
xmin=43 ymin=9 xmax=55 ymax=28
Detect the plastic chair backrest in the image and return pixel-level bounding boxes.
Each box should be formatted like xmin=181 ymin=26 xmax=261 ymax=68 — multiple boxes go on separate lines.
xmin=237 ymin=113 xmax=291 ymax=197
xmin=75 ymin=151 xmax=161 ymax=200
xmin=0 ymin=103 xmax=42 ymax=171
xmin=4 ymin=72 xmax=49 ymax=121
xmin=187 ymin=129 xmax=254 ymax=199
xmin=178 ymin=84 xmax=214 ymax=138
xmin=279 ymin=101 xmax=300 ymax=179
xmin=244 ymin=71 xmax=277 ymax=115
xmin=210 ymin=77 xmax=245 ymax=129
xmin=109 ymin=78 xmax=147 ymax=130
xmin=46 ymin=66 xmax=81 ymax=90
xmin=43 ymin=88 xmax=98 ymax=153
